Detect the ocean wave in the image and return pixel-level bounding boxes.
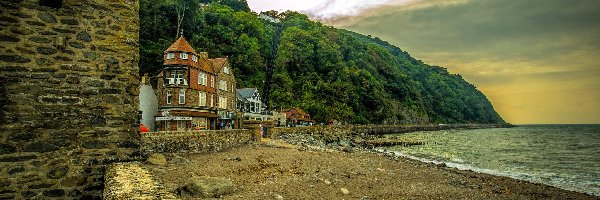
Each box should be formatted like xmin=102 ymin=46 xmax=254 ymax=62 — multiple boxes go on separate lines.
xmin=377 ymin=148 xmax=600 ymax=196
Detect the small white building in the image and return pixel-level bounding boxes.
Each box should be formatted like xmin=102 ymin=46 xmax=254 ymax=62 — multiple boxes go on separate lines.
xmin=138 ymin=75 xmax=158 ymax=131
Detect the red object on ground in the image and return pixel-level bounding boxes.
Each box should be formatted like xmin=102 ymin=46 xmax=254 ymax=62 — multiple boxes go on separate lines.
xmin=140 ymin=124 xmax=149 ymax=132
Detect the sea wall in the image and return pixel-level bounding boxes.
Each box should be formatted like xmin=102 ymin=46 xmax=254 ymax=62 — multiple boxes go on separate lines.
xmin=271 ymin=124 xmax=509 ymax=148
xmin=272 ymin=124 xmax=507 ymax=137
xmin=141 ymin=130 xmax=253 ymax=153
xmin=0 ymin=0 xmax=140 ymax=199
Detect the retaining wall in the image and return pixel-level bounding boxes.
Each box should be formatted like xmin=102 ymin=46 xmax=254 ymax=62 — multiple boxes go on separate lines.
xmin=141 ymin=130 xmax=253 ymax=153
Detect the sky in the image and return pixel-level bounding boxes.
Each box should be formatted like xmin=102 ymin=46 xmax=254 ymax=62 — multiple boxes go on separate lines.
xmin=247 ymin=0 xmax=600 ymax=124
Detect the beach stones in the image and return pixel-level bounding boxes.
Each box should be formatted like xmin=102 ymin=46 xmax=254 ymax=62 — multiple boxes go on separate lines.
xmin=340 ymin=187 xmax=350 ymax=195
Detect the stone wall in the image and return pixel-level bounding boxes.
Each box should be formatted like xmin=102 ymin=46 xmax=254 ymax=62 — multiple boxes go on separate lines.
xmin=0 ymin=0 xmax=140 ymax=199
xmin=141 ymin=130 xmax=253 ymax=153
xmin=271 ymin=124 xmax=509 ymax=139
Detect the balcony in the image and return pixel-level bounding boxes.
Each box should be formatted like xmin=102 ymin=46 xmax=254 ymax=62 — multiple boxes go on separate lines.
xmin=165 ymin=78 xmax=188 ymax=86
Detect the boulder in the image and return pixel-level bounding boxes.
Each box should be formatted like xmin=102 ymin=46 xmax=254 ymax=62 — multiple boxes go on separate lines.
xmin=146 ymin=153 xmax=166 ymax=166
xmin=181 ymin=176 xmax=235 ymax=198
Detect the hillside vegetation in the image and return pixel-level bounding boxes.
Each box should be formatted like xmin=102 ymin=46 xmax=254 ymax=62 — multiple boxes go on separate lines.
xmin=140 ymin=0 xmax=506 ymax=124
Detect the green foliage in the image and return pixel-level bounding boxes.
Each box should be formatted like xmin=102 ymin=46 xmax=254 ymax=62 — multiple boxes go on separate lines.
xmin=139 ymin=1 xmax=506 ymax=124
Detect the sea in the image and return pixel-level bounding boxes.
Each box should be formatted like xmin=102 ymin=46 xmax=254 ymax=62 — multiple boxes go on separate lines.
xmin=383 ymin=124 xmax=600 ymax=196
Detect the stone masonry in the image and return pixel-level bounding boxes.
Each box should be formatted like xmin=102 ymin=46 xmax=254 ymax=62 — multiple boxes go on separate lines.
xmin=0 ymin=0 xmax=140 ymax=199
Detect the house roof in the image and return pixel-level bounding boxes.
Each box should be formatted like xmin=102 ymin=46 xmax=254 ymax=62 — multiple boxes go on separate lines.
xmin=294 ymin=108 xmax=309 ymax=116
xmin=286 ymin=107 xmax=309 ymax=116
xmin=236 ymin=91 xmax=249 ymax=103
xmin=208 ymin=57 xmax=228 ymax=73
xmin=237 ymin=88 xmax=258 ymax=99
xmin=164 ymin=36 xmax=197 ymax=54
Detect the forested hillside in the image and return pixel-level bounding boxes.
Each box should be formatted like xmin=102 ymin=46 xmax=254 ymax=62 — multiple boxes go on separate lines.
xmin=140 ymin=0 xmax=506 ymax=124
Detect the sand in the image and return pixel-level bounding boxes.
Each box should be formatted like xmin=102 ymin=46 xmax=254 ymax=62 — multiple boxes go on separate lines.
xmin=146 ymin=140 xmax=598 ymax=200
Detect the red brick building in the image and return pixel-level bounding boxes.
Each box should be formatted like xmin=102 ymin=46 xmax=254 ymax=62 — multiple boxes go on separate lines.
xmin=156 ymin=36 xmax=222 ymax=131
xmin=284 ymin=107 xmax=314 ymax=126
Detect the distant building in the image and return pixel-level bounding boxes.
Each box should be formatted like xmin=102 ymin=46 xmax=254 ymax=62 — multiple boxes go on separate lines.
xmin=258 ymin=13 xmax=281 ymax=23
xmin=236 ymin=88 xmax=273 ymax=121
xmin=155 ymin=36 xmax=219 ymax=131
xmin=285 ymin=107 xmax=314 ymax=126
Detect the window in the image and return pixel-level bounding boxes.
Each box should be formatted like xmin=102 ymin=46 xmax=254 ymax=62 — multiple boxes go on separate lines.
xmin=198 ymin=72 xmax=207 ymax=86
xmin=166 ymin=90 xmax=172 ymax=105
xmin=166 ymin=53 xmax=175 ymax=59
xmin=210 ymin=94 xmax=214 ymax=107
xmin=170 ymin=70 xmax=187 ymax=85
xmin=199 ymin=92 xmax=206 ymax=106
xmin=180 ymin=52 xmax=188 ymax=59
xmin=224 ymin=66 xmax=229 ymax=74
xmin=192 ymin=55 xmax=197 ymax=62
xmin=179 ymin=89 xmax=185 ymax=104
xmin=219 ymin=80 xmax=227 ymax=91
xmin=210 ymin=76 xmax=215 ymax=88
xmin=219 ymin=97 xmax=227 ymax=109
xmin=250 ymin=102 xmax=255 ymax=113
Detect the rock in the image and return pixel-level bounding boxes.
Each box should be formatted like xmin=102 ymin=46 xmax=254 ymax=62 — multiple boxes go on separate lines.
xmin=224 ymin=156 xmax=242 ymax=161
xmin=324 ymin=180 xmax=332 ymax=185
xmin=171 ymin=155 xmax=191 ymax=165
xmin=147 ymin=153 xmax=166 ymax=166
xmin=181 ymin=176 xmax=235 ymax=198
xmin=274 ymin=194 xmax=284 ymax=200
xmin=340 ymin=187 xmax=350 ymax=195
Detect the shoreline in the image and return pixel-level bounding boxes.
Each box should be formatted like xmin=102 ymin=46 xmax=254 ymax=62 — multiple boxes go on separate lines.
xmin=142 ymin=139 xmax=597 ymax=199
xmin=375 ymin=148 xmax=599 ymax=197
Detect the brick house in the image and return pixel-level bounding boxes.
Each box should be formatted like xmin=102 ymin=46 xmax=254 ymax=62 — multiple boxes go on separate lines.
xmin=156 ymin=36 xmax=219 ymax=131
xmin=285 ymin=107 xmax=314 ymax=126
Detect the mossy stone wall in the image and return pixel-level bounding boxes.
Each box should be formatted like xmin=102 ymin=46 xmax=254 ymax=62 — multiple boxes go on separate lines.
xmin=0 ymin=0 xmax=140 ymax=199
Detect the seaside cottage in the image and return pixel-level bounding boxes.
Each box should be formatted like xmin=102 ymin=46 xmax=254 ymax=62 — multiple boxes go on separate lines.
xmin=284 ymin=107 xmax=314 ymax=126
xmin=236 ymin=88 xmax=273 ymax=121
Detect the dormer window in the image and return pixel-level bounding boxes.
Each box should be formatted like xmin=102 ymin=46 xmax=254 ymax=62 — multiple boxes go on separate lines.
xmin=224 ymin=66 xmax=229 ymax=74
xmin=180 ymin=52 xmax=188 ymax=59
xmin=166 ymin=53 xmax=175 ymax=59
xmin=192 ymin=55 xmax=198 ymax=62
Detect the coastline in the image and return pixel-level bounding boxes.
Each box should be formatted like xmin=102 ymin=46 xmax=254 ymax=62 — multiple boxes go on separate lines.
xmin=144 ymin=139 xmax=597 ymax=199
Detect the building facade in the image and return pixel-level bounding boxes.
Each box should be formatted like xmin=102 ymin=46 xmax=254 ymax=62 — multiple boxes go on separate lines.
xmin=156 ymin=36 xmax=219 ymax=131
xmin=237 ymin=88 xmax=273 ymax=121
xmin=210 ymin=58 xmax=237 ymax=129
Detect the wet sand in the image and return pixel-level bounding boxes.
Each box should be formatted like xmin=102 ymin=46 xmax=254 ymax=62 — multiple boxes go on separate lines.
xmin=147 ymin=140 xmax=598 ymax=199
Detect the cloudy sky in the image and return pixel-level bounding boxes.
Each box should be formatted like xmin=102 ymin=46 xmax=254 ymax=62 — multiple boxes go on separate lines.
xmin=247 ymin=0 xmax=600 ymax=124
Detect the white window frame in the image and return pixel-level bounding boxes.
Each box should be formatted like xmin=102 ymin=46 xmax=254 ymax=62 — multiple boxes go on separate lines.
xmin=199 ymin=92 xmax=206 ymax=106
xmin=198 ymin=72 xmax=207 ymax=86
xmin=180 ymin=52 xmax=188 ymax=59
xmin=224 ymin=66 xmax=229 ymax=74
xmin=179 ymin=89 xmax=185 ymax=104
xmin=192 ymin=55 xmax=197 ymax=62
xmin=166 ymin=53 xmax=174 ymax=59
xmin=166 ymin=90 xmax=172 ymax=105
xmin=210 ymin=94 xmax=214 ymax=107
xmin=219 ymin=96 xmax=227 ymax=109
xmin=210 ymin=76 xmax=214 ymax=88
